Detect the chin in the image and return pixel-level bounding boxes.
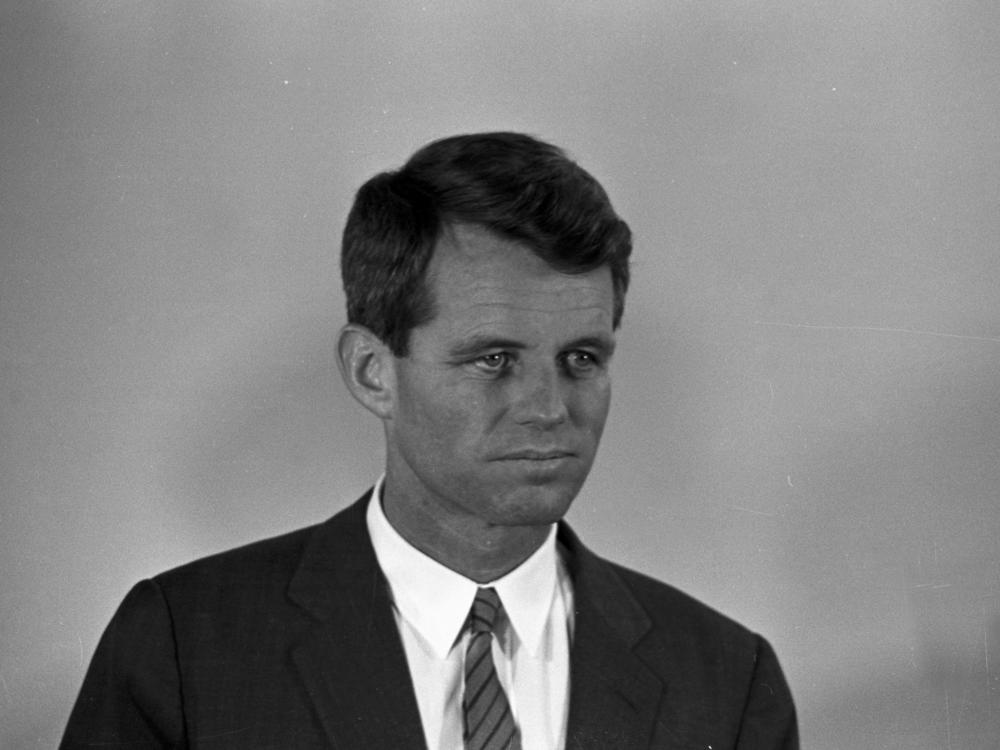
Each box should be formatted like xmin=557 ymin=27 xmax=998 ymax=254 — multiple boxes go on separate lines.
xmin=490 ymin=483 xmax=581 ymax=527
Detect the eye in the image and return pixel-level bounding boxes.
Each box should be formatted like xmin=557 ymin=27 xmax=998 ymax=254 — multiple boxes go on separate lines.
xmin=562 ymin=350 xmax=602 ymax=375
xmin=473 ymin=352 xmax=513 ymax=373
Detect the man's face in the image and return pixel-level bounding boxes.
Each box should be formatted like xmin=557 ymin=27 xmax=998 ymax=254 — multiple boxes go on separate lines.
xmin=383 ymin=223 xmax=616 ymax=531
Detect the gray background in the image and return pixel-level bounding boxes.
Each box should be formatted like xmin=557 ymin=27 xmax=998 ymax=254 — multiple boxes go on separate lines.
xmin=2 ymin=1 xmax=999 ymax=747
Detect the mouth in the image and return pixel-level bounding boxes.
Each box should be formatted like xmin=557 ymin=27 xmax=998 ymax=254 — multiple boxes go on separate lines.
xmin=496 ymin=449 xmax=576 ymax=461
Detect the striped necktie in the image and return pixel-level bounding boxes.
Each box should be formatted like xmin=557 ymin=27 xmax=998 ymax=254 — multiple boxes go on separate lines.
xmin=463 ymin=587 xmax=521 ymax=750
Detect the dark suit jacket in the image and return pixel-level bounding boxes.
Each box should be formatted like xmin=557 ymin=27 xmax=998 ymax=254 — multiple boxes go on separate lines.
xmin=61 ymin=492 xmax=798 ymax=749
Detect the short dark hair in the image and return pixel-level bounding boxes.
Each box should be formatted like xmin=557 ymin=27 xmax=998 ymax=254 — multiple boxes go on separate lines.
xmin=341 ymin=132 xmax=632 ymax=356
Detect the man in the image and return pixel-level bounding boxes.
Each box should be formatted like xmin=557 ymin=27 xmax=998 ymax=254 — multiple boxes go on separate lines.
xmin=62 ymin=132 xmax=798 ymax=749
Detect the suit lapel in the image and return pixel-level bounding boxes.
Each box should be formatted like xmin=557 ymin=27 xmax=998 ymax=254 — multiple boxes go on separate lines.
xmin=287 ymin=493 xmax=427 ymax=749
xmin=560 ymin=524 xmax=667 ymax=750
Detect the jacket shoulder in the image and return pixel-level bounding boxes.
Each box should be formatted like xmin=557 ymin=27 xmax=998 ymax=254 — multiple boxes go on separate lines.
xmin=153 ymin=521 xmax=321 ymax=591
xmin=560 ymin=519 xmax=760 ymax=655
xmin=607 ymin=560 xmax=758 ymax=648
xmin=592 ymin=558 xmax=799 ymax=748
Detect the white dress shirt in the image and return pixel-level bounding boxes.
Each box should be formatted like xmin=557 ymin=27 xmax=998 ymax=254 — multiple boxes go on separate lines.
xmin=366 ymin=478 xmax=574 ymax=750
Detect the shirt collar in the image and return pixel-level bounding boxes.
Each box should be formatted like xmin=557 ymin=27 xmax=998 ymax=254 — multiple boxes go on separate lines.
xmin=366 ymin=476 xmax=560 ymax=659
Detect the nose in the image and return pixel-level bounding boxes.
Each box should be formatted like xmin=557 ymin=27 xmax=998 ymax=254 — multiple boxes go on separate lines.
xmin=512 ymin=365 xmax=569 ymax=428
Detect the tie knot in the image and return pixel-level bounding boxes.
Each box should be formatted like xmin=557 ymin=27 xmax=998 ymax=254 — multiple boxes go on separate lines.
xmin=469 ymin=587 xmax=503 ymax=634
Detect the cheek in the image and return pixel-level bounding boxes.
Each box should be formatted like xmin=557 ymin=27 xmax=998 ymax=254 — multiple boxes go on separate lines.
xmin=396 ymin=380 xmax=481 ymax=452
xmin=573 ymin=381 xmax=612 ymax=432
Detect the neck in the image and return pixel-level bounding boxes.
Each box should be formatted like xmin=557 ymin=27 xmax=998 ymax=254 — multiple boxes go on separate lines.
xmin=380 ymin=484 xmax=552 ymax=583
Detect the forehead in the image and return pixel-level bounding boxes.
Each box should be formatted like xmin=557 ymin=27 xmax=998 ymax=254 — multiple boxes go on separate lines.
xmin=423 ymin=224 xmax=614 ymax=334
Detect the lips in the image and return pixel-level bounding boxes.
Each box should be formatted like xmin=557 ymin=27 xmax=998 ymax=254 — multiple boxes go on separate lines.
xmin=497 ymin=449 xmax=575 ymax=461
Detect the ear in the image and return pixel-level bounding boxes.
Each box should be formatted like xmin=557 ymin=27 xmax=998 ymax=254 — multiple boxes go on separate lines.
xmin=336 ymin=324 xmax=396 ymax=420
